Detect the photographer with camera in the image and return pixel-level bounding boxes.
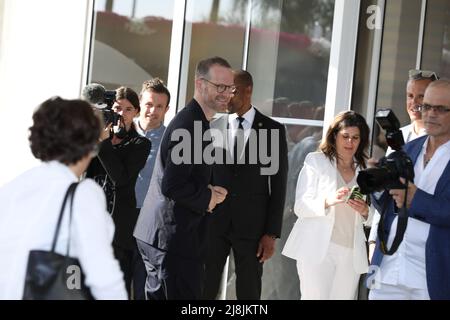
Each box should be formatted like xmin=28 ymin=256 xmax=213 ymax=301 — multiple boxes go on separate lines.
xmin=368 ymin=70 xmax=439 ymax=260
xmin=86 ymin=86 xmax=151 ymax=296
xmin=366 ymin=80 xmax=450 ymax=300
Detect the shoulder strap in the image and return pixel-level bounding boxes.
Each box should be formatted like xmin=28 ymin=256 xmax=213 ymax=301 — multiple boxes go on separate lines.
xmin=50 ymin=182 xmax=79 ymax=253
xmin=377 ymin=182 xmax=409 ymax=255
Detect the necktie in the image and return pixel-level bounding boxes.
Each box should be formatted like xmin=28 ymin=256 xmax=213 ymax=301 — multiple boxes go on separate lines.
xmin=233 ymin=117 xmax=245 ymax=163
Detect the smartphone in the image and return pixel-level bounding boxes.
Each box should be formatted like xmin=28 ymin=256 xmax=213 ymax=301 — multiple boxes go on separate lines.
xmin=346 ymin=186 xmax=366 ymax=202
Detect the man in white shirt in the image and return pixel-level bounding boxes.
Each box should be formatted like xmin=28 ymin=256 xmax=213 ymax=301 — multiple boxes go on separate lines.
xmin=368 ymin=79 xmax=450 ymax=300
xmin=385 ymin=69 xmax=438 ymax=154
xmin=368 ymin=69 xmax=439 ymax=258
xmin=401 ymin=70 xmax=439 ymax=141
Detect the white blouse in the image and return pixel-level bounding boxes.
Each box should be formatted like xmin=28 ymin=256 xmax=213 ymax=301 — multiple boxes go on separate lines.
xmin=331 ymin=173 xmax=357 ymax=248
xmin=0 ymin=161 xmax=127 ymax=299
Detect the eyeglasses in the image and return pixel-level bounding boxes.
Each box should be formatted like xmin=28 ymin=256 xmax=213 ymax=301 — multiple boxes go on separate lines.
xmin=418 ymin=103 xmax=450 ymax=114
xmin=408 ymin=69 xmax=439 ymax=81
xmin=201 ymin=78 xmax=236 ymax=93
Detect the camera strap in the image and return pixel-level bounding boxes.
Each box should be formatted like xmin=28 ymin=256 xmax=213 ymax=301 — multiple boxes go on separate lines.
xmin=377 ymin=182 xmax=409 ymax=255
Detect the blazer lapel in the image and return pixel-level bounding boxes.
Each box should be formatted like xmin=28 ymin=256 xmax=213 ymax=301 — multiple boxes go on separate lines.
xmin=409 ymin=139 xmax=425 ymax=165
xmin=436 ymin=160 xmax=450 ymax=194
xmin=211 ymin=114 xmax=232 ymax=162
xmin=242 ymin=108 xmax=265 ymax=161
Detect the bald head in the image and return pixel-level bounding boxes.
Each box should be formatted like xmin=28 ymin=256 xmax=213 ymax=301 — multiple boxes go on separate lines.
xmin=422 ymin=79 xmax=450 ymax=143
xmin=425 ymin=79 xmax=450 ymax=92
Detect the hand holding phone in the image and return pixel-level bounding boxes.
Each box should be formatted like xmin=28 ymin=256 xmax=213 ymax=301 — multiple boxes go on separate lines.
xmin=346 ymin=186 xmax=366 ymax=203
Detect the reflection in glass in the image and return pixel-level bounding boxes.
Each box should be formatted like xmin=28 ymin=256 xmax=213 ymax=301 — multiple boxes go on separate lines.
xmin=376 ymin=0 xmax=422 ymax=127
xmin=422 ymin=0 xmax=450 ymax=79
xmin=89 ymin=1 xmax=175 ymax=92
xmin=178 ymin=0 xmax=247 ymax=109
xmin=245 ymin=2 xmax=335 ymax=299
xmin=247 ymin=0 xmax=334 ymax=120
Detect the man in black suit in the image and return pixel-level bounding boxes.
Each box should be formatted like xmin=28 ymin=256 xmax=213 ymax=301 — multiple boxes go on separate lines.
xmin=204 ymin=70 xmax=288 ymax=299
xmin=134 ymin=57 xmax=232 ymax=300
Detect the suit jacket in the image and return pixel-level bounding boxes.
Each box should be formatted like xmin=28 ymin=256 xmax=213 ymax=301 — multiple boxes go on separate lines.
xmin=133 ymin=99 xmax=213 ymax=259
xmin=371 ymin=135 xmax=450 ymax=299
xmin=86 ymin=127 xmax=151 ymax=249
xmin=282 ymin=152 xmax=370 ymax=274
xmin=209 ymin=108 xmax=288 ymax=239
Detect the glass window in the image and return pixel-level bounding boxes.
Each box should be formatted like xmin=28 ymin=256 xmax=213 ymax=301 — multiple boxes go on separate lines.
xmin=88 ymin=0 xmax=335 ymax=301
xmin=248 ymin=0 xmax=334 ymax=121
xmin=421 ymin=0 xmax=450 ymax=79
xmin=177 ymin=0 xmax=247 ymax=109
xmin=247 ymin=0 xmax=334 ymax=301
xmin=376 ymin=0 xmax=422 ymax=127
xmin=89 ymin=0 xmax=175 ymax=92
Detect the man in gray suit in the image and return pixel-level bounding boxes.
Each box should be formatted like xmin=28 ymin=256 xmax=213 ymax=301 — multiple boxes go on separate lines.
xmin=134 ymin=57 xmax=232 ymax=300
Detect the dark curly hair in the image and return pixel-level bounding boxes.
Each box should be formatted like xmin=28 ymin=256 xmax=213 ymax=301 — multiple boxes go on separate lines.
xmin=29 ymin=97 xmax=102 ymax=165
xmin=320 ymin=110 xmax=370 ymax=169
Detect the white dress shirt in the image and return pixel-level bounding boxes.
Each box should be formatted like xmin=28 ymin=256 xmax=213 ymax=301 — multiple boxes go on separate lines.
xmin=228 ymin=106 xmax=256 ymax=158
xmin=401 ymin=123 xmax=426 ymax=144
xmin=379 ymin=138 xmax=450 ymax=289
xmin=0 ymin=161 xmax=127 ymax=299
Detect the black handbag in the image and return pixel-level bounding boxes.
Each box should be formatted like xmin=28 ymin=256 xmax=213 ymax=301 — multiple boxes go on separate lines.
xmin=22 ymin=182 xmax=94 ymax=300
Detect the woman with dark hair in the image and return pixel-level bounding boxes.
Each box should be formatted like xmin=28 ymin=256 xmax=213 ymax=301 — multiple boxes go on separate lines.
xmin=283 ymin=110 xmax=372 ymax=300
xmin=86 ymin=86 xmax=151 ymax=296
xmin=0 ymin=97 xmax=127 ymax=299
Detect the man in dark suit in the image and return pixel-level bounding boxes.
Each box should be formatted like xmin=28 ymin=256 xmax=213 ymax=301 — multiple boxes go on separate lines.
xmin=133 ymin=57 xmax=232 ymax=300
xmin=204 ymin=70 xmax=288 ymax=299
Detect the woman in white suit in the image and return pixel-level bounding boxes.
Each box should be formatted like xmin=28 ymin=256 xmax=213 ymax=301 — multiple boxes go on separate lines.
xmin=283 ymin=111 xmax=371 ymax=300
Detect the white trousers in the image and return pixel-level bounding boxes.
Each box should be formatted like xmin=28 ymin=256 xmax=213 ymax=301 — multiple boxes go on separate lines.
xmin=369 ymin=283 xmax=430 ymax=300
xmin=297 ymin=242 xmax=360 ymax=300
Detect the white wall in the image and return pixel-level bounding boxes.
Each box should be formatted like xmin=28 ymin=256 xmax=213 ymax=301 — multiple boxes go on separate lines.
xmin=0 ymin=0 xmax=90 ymax=186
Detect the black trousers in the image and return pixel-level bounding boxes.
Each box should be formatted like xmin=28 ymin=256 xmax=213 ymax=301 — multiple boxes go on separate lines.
xmin=204 ymin=234 xmax=263 ymax=300
xmin=136 ymin=239 xmax=205 ymax=300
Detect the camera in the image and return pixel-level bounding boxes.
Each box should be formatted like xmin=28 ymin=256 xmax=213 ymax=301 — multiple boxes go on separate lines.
xmin=82 ymin=83 xmax=120 ymax=126
xmin=357 ymin=109 xmax=415 ymax=194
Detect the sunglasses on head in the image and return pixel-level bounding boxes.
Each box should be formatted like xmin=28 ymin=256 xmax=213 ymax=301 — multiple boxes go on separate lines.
xmin=408 ymin=69 xmax=439 ymax=81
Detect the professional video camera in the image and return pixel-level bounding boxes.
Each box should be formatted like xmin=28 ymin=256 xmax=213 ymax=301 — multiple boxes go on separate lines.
xmin=82 ymin=83 xmax=120 ymax=126
xmin=357 ymin=109 xmax=415 ymax=194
